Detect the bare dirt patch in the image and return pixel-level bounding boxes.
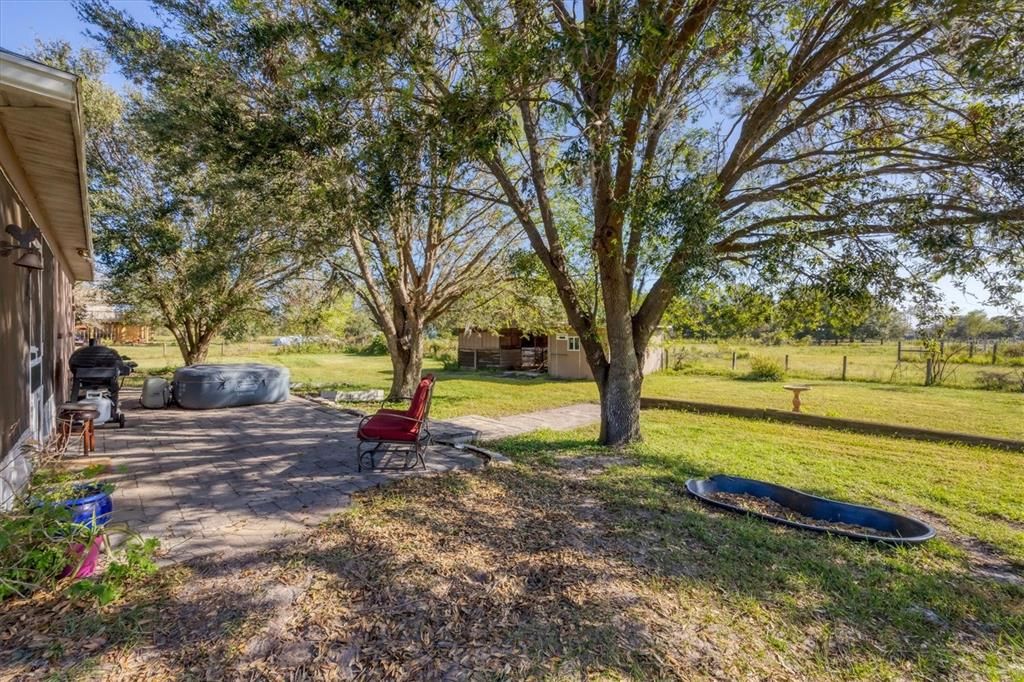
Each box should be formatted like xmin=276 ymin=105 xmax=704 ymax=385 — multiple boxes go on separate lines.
xmin=898 ymin=506 xmax=1024 ymax=587
xmin=555 ymin=454 xmax=630 ymax=480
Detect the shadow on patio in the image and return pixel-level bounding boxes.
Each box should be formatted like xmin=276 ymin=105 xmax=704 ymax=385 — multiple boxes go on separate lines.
xmin=93 ymin=391 xmax=484 ymax=561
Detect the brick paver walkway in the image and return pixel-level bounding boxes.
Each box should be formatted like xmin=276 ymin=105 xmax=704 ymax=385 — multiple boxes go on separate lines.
xmin=432 ymin=403 xmax=601 ymax=443
xmin=97 ymin=392 xmax=484 ymax=562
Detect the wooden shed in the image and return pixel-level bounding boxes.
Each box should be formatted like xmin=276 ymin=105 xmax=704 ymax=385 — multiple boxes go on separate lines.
xmin=457 ymin=328 xmax=549 ymax=371
xmin=77 ymin=303 xmax=152 ymax=344
xmin=456 ymin=327 xmax=666 ymax=379
xmin=548 ymin=330 xmax=668 ymax=379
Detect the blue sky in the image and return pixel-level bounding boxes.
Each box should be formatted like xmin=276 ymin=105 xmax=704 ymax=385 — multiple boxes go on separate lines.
xmin=1 ymin=0 xmax=1018 ymax=316
xmin=0 ymin=0 xmax=157 ymax=89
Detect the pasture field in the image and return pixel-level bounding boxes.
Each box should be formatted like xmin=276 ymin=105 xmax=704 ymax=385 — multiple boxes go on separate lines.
xmin=669 ymin=339 xmax=1023 ymax=388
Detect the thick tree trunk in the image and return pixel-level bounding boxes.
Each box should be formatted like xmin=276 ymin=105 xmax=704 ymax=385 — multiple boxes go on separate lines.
xmin=590 ymin=302 xmax=646 ymax=446
xmin=596 ymin=355 xmax=644 ymax=446
xmin=183 ymin=342 xmax=210 ymax=366
xmin=386 ymin=319 xmax=424 ymax=401
xmin=170 ymin=326 xmax=211 ymax=366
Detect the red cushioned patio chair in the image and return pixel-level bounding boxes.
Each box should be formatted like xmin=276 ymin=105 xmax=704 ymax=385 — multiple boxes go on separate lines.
xmin=356 ymin=374 xmax=435 ymax=471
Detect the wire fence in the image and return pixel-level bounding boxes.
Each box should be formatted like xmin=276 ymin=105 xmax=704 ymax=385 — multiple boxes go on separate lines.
xmin=667 ymin=340 xmax=1024 ymax=389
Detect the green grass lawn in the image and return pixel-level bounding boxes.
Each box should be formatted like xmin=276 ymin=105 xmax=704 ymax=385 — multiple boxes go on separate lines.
xmin=489 ymin=411 xmax=1024 ymax=679
xmin=115 ymin=343 xmax=1023 ymax=438
xmin=645 ymin=372 xmax=1024 ymax=440
xmin=115 ymin=344 xmax=599 ymax=420
xmin=9 ymin=347 xmax=1022 ymax=678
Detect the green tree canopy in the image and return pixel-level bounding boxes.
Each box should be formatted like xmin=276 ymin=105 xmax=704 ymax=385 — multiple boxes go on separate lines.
xmin=37 ymin=40 xmax=328 ymax=365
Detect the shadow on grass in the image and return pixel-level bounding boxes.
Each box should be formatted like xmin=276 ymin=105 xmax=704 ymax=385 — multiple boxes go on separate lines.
xmin=483 ymin=434 xmax=1024 ymax=676
xmin=0 ymin=549 xmax=283 ymax=677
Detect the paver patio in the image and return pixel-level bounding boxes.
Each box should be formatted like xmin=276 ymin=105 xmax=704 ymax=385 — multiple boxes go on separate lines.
xmin=95 ymin=392 xmax=485 ymax=562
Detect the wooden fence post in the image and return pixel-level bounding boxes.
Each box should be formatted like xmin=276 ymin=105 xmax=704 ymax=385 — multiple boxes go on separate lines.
xmin=221 ymin=340 xmax=226 ymax=356
xmin=842 ymin=355 xmax=848 ymax=381
xmin=897 ymin=340 xmax=902 ymax=362
xmin=784 ymin=354 xmax=789 ymax=371
xmin=162 ymin=342 xmax=166 ymax=358
xmin=925 ymin=357 xmax=933 ymax=385
xmin=731 ymin=352 xmax=737 ymax=370
xmin=992 ymin=342 xmax=998 ymax=365
xmin=969 ymin=341 xmax=974 ymax=358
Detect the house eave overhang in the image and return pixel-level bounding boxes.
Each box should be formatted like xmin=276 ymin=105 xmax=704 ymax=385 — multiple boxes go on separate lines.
xmin=0 ymin=48 xmax=94 ymax=280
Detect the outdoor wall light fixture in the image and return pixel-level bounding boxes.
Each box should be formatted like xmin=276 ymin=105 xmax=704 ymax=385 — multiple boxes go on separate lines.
xmin=1 ymin=223 xmax=44 ymax=270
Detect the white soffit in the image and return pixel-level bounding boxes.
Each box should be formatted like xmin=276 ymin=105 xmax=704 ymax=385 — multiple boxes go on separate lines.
xmin=0 ymin=48 xmax=93 ymax=280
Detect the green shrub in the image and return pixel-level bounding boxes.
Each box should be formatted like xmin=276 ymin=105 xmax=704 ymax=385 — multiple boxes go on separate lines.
xmin=0 ymin=505 xmax=95 ymax=601
xmin=746 ymin=355 xmax=785 ymax=381
xmin=1003 ymin=342 xmax=1024 ymax=359
xmin=976 ymin=369 xmax=1024 ymax=392
xmin=1 ymin=438 xmax=159 ymax=604
xmin=427 ymin=337 xmax=458 ymax=360
xmin=357 ymin=335 xmax=390 ymax=356
xmin=438 ymin=352 xmax=460 ymax=371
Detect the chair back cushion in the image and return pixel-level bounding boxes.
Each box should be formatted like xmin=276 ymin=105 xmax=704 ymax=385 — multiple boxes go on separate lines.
xmin=407 ymin=374 xmax=435 ymax=420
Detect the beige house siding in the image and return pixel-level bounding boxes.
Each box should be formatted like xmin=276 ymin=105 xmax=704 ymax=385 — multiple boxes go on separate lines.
xmin=548 ymin=334 xmax=592 ymax=380
xmin=1 ymin=171 xmax=33 ymax=461
xmin=0 ymin=50 xmax=91 ymax=509
xmin=0 ymin=171 xmax=75 ymax=508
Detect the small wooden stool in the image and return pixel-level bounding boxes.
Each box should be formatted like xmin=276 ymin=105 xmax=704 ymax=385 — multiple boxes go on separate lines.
xmin=58 ymin=407 xmax=100 ymax=456
xmin=783 ymin=385 xmax=811 ymax=413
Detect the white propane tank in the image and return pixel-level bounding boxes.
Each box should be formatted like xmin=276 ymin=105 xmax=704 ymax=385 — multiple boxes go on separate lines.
xmin=80 ymin=392 xmax=113 ymax=425
xmin=141 ymin=377 xmax=171 ymax=409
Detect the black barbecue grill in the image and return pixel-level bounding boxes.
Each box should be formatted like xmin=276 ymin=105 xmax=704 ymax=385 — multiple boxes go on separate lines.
xmin=68 ymin=341 xmax=136 ymax=428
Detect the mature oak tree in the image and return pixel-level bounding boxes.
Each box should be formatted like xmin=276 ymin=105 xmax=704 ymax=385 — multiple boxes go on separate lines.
xmin=37 ymin=41 xmax=322 ymax=366
xmin=80 ymin=0 xmax=520 ymax=399
xmin=328 ymin=113 xmax=520 ymax=398
xmin=368 ymin=0 xmax=1024 ymax=443
xmin=81 ymin=0 xmax=1024 ymax=441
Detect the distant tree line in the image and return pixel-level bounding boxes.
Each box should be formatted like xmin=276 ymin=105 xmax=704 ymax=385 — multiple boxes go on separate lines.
xmin=664 ymin=284 xmax=911 ymax=343
xmin=920 ymin=309 xmax=1024 ymax=342
xmin=666 ymin=285 xmax=1023 ymax=343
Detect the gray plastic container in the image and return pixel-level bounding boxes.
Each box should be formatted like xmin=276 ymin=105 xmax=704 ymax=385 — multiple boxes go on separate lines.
xmin=173 ymin=364 xmax=290 ymax=410
xmin=141 ymin=377 xmax=171 ymax=409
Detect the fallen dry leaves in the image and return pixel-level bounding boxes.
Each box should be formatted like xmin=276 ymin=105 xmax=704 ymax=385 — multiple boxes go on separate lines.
xmin=2 ymin=460 xmax=712 ymax=680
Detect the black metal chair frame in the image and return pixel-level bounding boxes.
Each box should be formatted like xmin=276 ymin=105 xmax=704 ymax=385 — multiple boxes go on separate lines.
xmin=356 ymin=379 xmax=435 ymax=472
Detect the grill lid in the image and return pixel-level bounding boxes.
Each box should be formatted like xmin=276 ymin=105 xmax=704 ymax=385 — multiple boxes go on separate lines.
xmin=69 ymin=344 xmax=125 ymax=370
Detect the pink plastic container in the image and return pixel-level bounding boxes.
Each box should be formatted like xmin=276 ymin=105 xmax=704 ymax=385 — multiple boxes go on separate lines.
xmin=61 ymin=536 xmax=103 ymax=579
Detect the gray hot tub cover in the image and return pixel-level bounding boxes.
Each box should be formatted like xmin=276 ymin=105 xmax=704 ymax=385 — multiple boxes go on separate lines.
xmin=173 ymin=364 xmax=290 ymax=409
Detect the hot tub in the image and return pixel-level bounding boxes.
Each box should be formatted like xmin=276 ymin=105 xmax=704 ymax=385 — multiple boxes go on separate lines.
xmin=173 ymin=364 xmax=290 ymax=410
